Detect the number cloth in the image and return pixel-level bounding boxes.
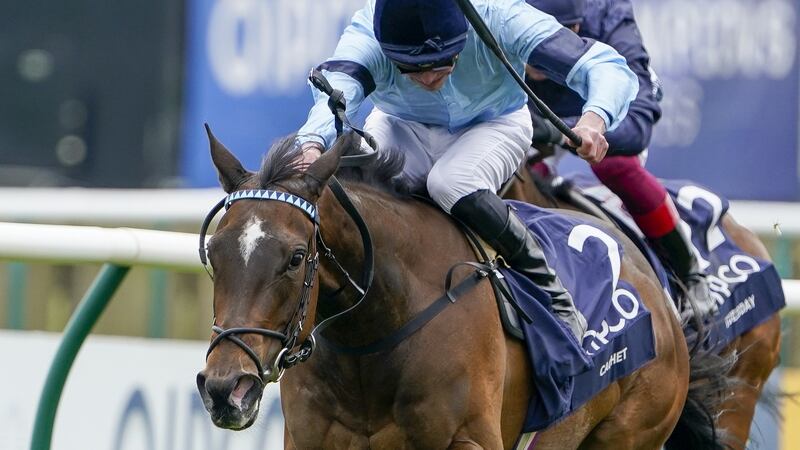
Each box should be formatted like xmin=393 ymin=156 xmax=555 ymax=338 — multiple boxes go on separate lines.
xmin=499 ymin=200 xmax=656 ymax=431
xmin=575 ymin=176 xmax=787 ymax=348
xmin=502 ymin=178 xmax=786 ymax=433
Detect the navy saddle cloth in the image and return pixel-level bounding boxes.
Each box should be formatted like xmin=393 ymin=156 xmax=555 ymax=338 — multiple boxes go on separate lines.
xmin=573 ymin=176 xmax=786 ymax=349
xmin=503 ymin=178 xmax=785 ymax=431
xmin=498 ymin=201 xmax=656 ymax=431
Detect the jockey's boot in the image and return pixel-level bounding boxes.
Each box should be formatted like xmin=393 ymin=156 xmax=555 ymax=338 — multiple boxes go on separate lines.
xmin=451 ymin=190 xmax=587 ymax=339
xmin=650 ymin=227 xmax=715 ymax=319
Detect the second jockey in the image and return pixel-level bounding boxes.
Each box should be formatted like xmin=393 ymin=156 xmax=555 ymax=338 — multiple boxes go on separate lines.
xmin=296 ymin=0 xmax=638 ymax=338
xmin=526 ymin=0 xmax=710 ymax=304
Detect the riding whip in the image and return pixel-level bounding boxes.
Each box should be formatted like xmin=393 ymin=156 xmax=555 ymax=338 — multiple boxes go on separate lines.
xmin=452 ymin=0 xmax=583 ymax=147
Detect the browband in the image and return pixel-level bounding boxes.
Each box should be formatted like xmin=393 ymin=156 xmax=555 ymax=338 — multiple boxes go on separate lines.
xmin=226 ymin=189 xmax=318 ymax=223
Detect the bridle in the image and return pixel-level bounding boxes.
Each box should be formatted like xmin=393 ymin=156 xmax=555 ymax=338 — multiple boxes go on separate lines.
xmin=199 ymin=180 xmax=376 ymax=385
xmin=198 ymin=68 xmax=381 ymax=385
xmin=199 ymin=190 xmax=321 ymax=383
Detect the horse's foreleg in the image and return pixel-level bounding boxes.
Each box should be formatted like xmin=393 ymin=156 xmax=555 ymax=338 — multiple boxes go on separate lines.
xmin=447 ymin=438 xmax=485 ymax=449
xmin=284 ymin=425 xmax=296 ymax=450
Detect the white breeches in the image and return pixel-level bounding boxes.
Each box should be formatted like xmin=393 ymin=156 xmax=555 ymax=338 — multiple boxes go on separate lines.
xmin=364 ymin=105 xmax=533 ymax=213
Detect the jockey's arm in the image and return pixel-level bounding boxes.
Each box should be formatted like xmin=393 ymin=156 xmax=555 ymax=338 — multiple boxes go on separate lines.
xmin=509 ymin=1 xmax=638 ymax=162
xmin=526 ymin=14 xmax=660 ymax=157
xmin=598 ymin=16 xmax=662 ymax=155
xmin=297 ymin=3 xmax=381 ymax=162
xmin=297 ymin=67 xmax=369 ymax=165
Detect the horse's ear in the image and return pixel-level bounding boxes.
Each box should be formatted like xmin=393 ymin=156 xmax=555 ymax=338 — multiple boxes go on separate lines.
xmin=206 ymin=124 xmax=253 ymax=193
xmin=303 ymin=132 xmax=357 ymax=197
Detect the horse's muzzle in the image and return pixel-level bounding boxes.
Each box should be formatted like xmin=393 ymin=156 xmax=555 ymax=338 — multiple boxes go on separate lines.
xmin=196 ymin=370 xmax=264 ymax=429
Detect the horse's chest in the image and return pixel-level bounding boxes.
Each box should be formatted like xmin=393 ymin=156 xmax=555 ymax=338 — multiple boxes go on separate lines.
xmin=286 ymin=376 xmax=462 ymax=449
xmin=290 ymin=418 xmax=452 ymax=450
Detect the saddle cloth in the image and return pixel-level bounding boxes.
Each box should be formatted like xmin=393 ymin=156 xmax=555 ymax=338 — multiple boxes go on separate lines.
xmin=573 ymin=176 xmax=786 ymax=350
xmin=499 ymin=200 xmax=657 ymax=432
xmin=510 ymin=177 xmax=786 ymax=446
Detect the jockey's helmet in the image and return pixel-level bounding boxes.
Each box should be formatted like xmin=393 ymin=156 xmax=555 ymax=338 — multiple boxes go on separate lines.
xmin=526 ymin=0 xmax=585 ymax=26
xmin=374 ymin=0 xmax=468 ymax=72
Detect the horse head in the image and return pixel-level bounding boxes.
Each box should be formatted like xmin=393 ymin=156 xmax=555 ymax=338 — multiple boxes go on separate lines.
xmin=196 ymin=125 xmax=353 ymax=430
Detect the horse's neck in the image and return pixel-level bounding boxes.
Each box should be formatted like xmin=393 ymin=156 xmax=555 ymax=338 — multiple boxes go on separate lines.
xmin=316 ymin=183 xmax=473 ymax=346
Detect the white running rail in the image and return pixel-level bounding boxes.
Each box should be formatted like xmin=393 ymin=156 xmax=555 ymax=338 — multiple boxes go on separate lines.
xmin=0 ymin=222 xmax=202 ymax=271
xmin=0 ymin=188 xmax=795 ymax=235
xmin=0 ymin=221 xmax=796 ymax=307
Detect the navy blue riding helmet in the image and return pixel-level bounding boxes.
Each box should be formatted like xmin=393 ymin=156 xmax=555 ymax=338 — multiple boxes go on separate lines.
xmin=374 ymin=0 xmax=468 ymax=71
xmin=526 ymin=0 xmax=586 ymax=25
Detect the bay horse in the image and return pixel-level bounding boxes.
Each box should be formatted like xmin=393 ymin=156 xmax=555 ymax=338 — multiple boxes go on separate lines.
xmin=505 ymin=166 xmax=783 ymax=449
xmin=197 ymin=129 xmax=712 ymax=449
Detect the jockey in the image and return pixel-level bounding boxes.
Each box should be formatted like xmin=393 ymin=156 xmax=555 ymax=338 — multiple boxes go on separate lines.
xmin=525 ymin=0 xmax=708 ymax=301
xmin=296 ymin=0 xmax=638 ymax=338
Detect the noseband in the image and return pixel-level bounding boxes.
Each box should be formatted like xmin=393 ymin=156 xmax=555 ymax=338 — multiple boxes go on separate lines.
xmin=199 ymin=182 xmax=375 ymax=384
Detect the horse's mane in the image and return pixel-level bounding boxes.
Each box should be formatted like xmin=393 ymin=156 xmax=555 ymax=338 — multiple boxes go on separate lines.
xmin=258 ymin=134 xmax=420 ymax=197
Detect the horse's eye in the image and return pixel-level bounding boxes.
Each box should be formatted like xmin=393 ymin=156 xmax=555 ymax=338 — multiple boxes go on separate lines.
xmin=289 ymin=250 xmax=305 ymax=268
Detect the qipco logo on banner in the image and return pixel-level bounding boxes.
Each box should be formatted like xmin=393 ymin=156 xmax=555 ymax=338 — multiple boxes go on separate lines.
xmin=206 ymin=0 xmax=364 ymax=96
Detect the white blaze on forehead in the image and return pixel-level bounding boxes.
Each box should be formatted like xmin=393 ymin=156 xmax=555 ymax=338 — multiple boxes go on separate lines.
xmin=239 ymin=216 xmax=266 ymax=265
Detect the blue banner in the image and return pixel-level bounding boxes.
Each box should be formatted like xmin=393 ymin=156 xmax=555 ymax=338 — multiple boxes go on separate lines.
xmin=552 ymin=0 xmax=800 ymax=200
xmin=181 ymin=0 xmax=365 ymax=187
xmin=635 ymin=0 xmax=800 ymax=200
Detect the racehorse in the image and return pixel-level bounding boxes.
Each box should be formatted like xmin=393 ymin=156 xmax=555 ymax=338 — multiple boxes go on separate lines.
xmin=196 ymin=129 xmax=721 ymax=449
xmin=505 ymin=165 xmax=783 ymax=450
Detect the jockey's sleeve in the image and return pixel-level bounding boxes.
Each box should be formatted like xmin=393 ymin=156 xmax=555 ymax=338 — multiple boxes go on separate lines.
xmin=297 ymin=2 xmax=382 ymax=149
xmin=601 ymin=17 xmax=663 ymax=155
xmin=506 ymin=1 xmax=638 ymax=132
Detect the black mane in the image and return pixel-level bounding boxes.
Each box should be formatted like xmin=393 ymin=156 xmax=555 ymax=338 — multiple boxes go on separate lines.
xmin=257 ymin=134 xmax=306 ymax=187
xmin=257 ymin=133 xmax=419 ymax=196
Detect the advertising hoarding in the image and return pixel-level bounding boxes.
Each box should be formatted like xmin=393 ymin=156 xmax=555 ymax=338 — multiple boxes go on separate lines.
xmin=2 ymin=331 xmax=282 ymax=450
xmin=181 ymin=0 xmax=364 ymax=187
